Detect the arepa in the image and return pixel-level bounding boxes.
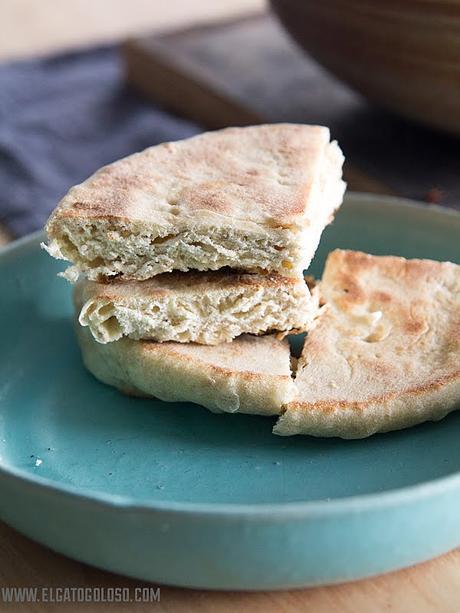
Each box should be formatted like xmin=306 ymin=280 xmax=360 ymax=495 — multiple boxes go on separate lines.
xmin=76 ymin=270 xmax=318 ymax=345
xmin=275 ymin=250 xmax=460 ymax=439
xmin=44 ymin=124 xmax=345 ymax=281
xmin=76 ymin=325 xmax=296 ymax=417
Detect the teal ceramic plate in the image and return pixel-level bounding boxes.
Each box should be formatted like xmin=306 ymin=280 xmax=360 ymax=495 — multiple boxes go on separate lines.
xmin=0 ymin=193 xmax=459 ymax=589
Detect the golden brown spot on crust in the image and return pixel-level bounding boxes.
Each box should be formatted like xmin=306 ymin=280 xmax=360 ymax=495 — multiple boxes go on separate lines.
xmin=335 ymin=274 xmax=365 ymax=304
xmin=340 ymin=250 xmax=375 ymax=273
xmin=404 ymin=318 xmax=427 ymax=335
xmin=372 ymin=291 xmax=392 ymax=303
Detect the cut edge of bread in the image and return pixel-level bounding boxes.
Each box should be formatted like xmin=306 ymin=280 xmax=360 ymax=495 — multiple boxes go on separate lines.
xmin=43 ymin=125 xmax=345 ymax=281
xmin=74 ymin=272 xmax=320 ymax=345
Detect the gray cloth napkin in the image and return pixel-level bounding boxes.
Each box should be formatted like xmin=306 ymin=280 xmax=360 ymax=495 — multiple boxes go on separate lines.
xmin=0 ymin=46 xmax=200 ymax=237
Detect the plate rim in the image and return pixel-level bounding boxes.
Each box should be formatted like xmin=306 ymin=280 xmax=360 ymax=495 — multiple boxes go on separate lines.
xmin=1 ymin=191 xmax=460 ymax=518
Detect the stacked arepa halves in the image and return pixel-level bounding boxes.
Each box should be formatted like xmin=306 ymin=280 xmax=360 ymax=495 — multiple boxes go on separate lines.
xmin=43 ymin=124 xmax=345 ymax=416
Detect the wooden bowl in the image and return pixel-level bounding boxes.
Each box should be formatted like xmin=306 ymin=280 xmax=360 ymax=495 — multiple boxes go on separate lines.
xmin=270 ymin=0 xmax=460 ymax=135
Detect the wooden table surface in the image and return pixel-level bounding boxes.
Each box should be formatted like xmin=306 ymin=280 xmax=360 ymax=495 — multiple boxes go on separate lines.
xmin=1 ymin=522 xmax=459 ymax=612
xmin=0 ymin=2 xmax=459 ymax=610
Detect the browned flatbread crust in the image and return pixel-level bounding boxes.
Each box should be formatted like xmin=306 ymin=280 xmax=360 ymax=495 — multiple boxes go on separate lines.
xmin=50 ymin=124 xmax=333 ymax=226
xmin=44 ymin=124 xmax=345 ymax=280
xmin=275 ymin=250 xmax=460 ymax=438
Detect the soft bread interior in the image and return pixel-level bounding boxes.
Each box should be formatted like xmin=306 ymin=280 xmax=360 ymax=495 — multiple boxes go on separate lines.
xmin=76 ymin=274 xmax=319 ymax=345
xmin=46 ymin=221 xmax=303 ymax=280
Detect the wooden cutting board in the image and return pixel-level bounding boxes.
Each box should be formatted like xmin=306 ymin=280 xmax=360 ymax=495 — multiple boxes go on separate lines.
xmin=123 ymin=12 xmax=460 ymax=209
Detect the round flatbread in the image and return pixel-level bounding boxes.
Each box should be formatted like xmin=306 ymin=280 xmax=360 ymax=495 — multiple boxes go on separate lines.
xmin=275 ymin=250 xmax=460 ymax=438
xmin=76 ymin=324 xmax=296 ymax=417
